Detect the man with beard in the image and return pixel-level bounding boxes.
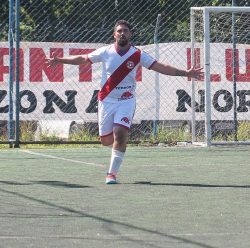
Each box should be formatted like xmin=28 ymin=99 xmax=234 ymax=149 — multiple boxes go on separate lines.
xmin=47 ymin=20 xmax=203 ymax=184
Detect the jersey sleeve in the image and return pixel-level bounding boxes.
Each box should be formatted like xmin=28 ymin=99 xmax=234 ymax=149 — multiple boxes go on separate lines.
xmin=140 ymin=51 xmax=157 ymax=69
xmin=87 ymin=46 xmax=106 ymax=63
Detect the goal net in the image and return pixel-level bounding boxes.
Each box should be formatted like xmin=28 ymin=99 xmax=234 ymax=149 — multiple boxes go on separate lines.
xmin=190 ymin=6 xmax=250 ymax=146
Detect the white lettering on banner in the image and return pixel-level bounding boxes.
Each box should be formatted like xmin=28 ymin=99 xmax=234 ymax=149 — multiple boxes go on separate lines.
xmin=0 ymin=42 xmax=249 ymax=121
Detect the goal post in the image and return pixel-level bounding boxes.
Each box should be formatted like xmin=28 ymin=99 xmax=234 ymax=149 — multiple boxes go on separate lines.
xmin=190 ymin=6 xmax=250 ymax=146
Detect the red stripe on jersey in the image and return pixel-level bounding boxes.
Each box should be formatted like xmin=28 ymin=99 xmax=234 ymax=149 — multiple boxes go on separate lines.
xmin=98 ymin=49 xmax=141 ymax=101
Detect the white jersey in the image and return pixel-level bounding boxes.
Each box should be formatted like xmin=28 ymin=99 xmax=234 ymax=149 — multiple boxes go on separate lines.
xmin=87 ymin=44 xmax=156 ymax=103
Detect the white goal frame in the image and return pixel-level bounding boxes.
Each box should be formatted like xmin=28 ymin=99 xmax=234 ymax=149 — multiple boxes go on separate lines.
xmin=190 ymin=6 xmax=250 ymax=146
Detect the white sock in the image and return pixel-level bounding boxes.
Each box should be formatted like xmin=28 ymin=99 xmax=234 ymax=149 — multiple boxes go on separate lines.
xmin=108 ymin=149 xmax=125 ymax=175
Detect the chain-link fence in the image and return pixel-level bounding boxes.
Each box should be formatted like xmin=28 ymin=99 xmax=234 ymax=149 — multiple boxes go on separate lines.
xmin=0 ymin=0 xmax=249 ymax=146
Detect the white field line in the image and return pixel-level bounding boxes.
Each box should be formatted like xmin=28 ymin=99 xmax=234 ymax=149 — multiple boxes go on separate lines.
xmin=20 ymin=150 xmax=105 ymax=168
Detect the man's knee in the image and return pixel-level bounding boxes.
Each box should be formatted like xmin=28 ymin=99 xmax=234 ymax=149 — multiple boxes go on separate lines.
xmin=100 ymin=135 xmax=114 ymax=146
xmin=113 ymin=127 xmax=128 ymax=145
xmin=101 ymin=140 xmax=113 ymax=146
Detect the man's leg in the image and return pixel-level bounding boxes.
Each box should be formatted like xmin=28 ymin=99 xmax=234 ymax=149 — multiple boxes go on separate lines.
xmin=100 ymin=134 xmax=114 ymax=147
xmin=108 ymin=125 xmax=128 ymax=172
xmin=99 ymin=99 xmax=134 ymax=184
xmin=100 ymin=126 xmax=128 ymax=184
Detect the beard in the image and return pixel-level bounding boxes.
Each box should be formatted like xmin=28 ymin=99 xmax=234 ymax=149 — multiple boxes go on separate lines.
xmin=117 ymin=37 xmax=129 ymax=47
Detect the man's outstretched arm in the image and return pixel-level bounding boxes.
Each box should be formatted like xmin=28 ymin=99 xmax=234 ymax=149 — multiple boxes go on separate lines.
xmin=150 ymin=61 xmax=203 ymax=79
xmin=46 ymin=54 xmax=89 ymax=67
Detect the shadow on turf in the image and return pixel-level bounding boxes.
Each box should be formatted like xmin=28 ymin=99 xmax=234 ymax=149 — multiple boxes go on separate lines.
xmin=0 ymin=180 xmax=91 ymax=188
xmin=132 ymin=181 xmax=250 ymax=188
xmin=0 ymin=187 xmax=218 ymax=248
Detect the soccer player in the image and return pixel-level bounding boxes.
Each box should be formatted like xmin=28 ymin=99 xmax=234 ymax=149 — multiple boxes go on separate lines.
xmin=46 ymin=20 xmax=203 ymax=184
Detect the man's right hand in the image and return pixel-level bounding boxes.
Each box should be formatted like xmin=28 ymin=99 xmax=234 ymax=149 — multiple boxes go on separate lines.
xmin=46 ymin=54 xmax=60 ymax=68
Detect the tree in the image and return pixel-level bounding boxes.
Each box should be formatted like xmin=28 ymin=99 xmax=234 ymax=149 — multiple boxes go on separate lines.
xmin=1 ymin=0 xmax=249 ymax=43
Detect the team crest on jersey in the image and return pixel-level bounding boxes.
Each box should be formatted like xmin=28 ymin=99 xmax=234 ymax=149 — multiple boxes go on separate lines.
xmin=126 ymin=61 xmax=135 ymax=70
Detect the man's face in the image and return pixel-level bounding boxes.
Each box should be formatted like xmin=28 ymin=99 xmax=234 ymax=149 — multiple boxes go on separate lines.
xmin=113 ymin=24 xmax=131 ymax=47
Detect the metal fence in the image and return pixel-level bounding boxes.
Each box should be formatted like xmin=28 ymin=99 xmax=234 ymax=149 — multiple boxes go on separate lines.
xmin=1 ymin=0 xmax=249 ymax=146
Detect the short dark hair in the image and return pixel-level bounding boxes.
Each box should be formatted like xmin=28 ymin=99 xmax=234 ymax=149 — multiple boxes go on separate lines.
xmin=114 ymin=20 xmax=132 ymax=32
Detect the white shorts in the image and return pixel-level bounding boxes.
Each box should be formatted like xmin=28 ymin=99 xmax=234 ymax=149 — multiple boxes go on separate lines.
xmin=98 ymin=99 xmax=136 ymax=137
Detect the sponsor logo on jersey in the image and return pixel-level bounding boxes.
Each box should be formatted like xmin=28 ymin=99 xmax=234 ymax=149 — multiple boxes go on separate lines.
xmin=118 ymin=91 xmax=133 ymax=101
xmin=126 ymin=61 xmax=135 ymax=69
xmin=121 ymin=117 xmax=130 ymax=124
